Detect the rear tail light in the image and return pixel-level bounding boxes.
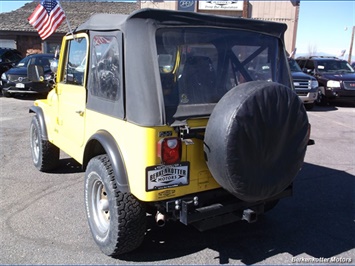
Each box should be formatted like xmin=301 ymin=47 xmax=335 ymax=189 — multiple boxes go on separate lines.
xmin=157 ymin=137 xmax=181 ymax=164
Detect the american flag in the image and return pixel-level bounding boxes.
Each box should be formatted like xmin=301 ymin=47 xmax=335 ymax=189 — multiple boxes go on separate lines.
xmin=28 ymin=0 xmax=66 ymax=40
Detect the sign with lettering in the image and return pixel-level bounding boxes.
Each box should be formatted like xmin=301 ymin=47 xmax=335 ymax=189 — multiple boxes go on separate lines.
xmin=198 ymin=1 xmax=243 ymax=11
xmin=146 ymin=162 xmax=189 ymax=191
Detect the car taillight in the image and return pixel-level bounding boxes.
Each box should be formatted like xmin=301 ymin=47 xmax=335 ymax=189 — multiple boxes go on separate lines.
xmin=157 ymin=137 xmax=181 ymax=164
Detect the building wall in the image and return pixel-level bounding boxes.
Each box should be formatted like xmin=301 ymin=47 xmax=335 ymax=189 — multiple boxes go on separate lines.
xmin=249 ymin=1 xmax=299 ymax=53
xmin=140 ymin=1 xmax=177 ymax=10
xmin=140 ymin=0 xmax=299 ymax=53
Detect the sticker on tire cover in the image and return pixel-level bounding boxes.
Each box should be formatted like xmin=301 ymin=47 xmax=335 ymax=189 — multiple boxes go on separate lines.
xmin=146 ymin=162 xmax=189 ymax=191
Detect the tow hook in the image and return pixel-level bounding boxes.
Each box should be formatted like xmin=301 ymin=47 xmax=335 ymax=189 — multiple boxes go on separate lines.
xmin=242 ymin=209 xmax=258 ymax=223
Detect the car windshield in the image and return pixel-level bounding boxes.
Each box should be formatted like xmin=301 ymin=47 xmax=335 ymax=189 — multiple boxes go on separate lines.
xmin=317 ymin=60 xmax=354 ymax=73
xmin=16 ymin=55 xmax=53 ymax=71
xmin=288 ymin=58 xmax=302 ymax=72
xmin=156 ymin=27 xmax=290 ymax=121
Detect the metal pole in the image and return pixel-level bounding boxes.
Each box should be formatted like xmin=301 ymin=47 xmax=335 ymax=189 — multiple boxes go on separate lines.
xmin=348 ymin=26 xmax=354 ymax=63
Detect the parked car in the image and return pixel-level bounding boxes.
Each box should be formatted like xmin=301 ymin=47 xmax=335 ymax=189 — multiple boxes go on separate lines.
xmin=296 ymin=56 xmax=355 ymax=104
xmin=0 ymin=47 xmax=23 ymax=78
xmin=288 ymin=58 xmax=318 ymax=110
xmin=1 ymin=53 xmax=55 ymax=97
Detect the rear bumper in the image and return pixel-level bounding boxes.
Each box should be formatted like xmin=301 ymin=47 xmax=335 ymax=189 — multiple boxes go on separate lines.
xmin=161 ymin=186 xmax=293 ymax=231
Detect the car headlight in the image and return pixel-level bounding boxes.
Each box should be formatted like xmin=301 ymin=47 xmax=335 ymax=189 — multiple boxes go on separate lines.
xmin=310 ymin=80 xmax=318 ymax=89
xmin=327 ymin=80 xmax=340 ymax=88
xmin=1 ymin=73 xmax=7 ymax=80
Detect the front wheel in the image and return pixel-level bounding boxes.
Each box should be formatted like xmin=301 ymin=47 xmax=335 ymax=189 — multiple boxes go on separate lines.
xmin=84 ymin=154 xmax=146 ymax=257
xmin=30 ymin=116 xmax=59 ymax=171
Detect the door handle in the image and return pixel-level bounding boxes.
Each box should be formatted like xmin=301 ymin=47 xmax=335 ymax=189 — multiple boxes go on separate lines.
xmin=76 ymin=110 xmax=84 ymax=116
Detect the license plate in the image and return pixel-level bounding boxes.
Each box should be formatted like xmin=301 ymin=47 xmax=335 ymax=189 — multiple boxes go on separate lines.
xmin=146 ymin=162 xmax=189 ymax=191
xmin=15 ymin=83 xmax=25 ymax=88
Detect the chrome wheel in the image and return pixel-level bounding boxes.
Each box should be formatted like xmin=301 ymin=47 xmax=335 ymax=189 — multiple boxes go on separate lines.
xmin=91 ymin=176 xmax=110 ymax=234
xmin=85 ymin=155 xmax=146 ymax=256
xmin=30 ymin=122 xmax=40 ymax=164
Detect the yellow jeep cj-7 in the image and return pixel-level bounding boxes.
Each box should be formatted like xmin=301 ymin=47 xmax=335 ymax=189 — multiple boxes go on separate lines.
xmin=29 ymin=9 xmax=313 ymax=257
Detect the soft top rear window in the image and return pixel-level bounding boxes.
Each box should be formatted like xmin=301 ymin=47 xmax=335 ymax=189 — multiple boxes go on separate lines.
xmin=156 ymin=27 xmax=290 ymax=123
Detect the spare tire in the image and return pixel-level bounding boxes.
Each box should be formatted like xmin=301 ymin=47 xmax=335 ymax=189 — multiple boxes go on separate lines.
xmin=204 ymin=81 xmax=309 ymax=202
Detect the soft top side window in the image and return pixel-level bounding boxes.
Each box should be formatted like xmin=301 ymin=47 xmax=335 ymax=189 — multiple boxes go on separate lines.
xmin=89 ymin=35 xmax=120 ymax=101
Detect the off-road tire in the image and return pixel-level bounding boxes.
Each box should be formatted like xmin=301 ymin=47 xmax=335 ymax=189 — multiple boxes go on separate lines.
xmin=204 ymin=81 xmax=309 ymax=202
xmin=84 ymin=154 xmax=146 ymax=257
xmin=30 ymin=116 xmax=59 ymax=171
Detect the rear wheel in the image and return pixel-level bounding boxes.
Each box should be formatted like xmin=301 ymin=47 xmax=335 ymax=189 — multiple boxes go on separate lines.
xmin=30 ymin=116 xmax=59 ymax=171
xmin=85 ymin=154 xmax=146 ymax=256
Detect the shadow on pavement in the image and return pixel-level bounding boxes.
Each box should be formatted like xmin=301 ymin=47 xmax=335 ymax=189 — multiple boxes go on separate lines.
xmin=50 ymin=158 xmax=83 ymax=174
xmin=118 ymin=162 xmax=354 ymax=264
xmin=309 ymin=101 xmax=355 ymax=112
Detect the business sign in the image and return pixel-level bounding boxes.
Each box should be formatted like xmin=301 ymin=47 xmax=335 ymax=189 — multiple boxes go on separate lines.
xmin=178 ymin=0 xmax=196 ymax=11
xmin=198 ymin=1 xmax=243 ymax=11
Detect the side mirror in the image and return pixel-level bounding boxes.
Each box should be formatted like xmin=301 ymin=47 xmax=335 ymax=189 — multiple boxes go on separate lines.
xmin=28 ymin=64 xmax=44 ymax=82
xmin=50 ymin=59 xmax=58 ymax=74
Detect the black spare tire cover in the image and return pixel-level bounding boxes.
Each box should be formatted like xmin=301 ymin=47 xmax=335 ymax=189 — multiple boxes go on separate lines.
xmin=204 ymin=81 xmax=309 ymax=202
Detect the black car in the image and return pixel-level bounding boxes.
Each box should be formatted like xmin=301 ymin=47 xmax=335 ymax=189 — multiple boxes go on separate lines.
xmin=289 ymin=58 xmax=318 ymax=110
xmin=1 ymin=53 xmax=55 ymax=97
xmin=0 ymin=47 xmax=23 ymax=78
xmin=296 ymin=56 xmax=355 ymax=104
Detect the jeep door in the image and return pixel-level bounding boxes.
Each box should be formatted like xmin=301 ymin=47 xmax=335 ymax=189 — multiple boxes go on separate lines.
xmin=56 ymin=35 xmax=88 ymax=152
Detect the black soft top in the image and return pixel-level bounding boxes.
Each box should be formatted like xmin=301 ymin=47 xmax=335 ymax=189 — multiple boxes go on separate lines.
xmin=76 ymin=9 xmax=288 ymax=126
xmin=76 ymin=8 xmax=287 ymax=38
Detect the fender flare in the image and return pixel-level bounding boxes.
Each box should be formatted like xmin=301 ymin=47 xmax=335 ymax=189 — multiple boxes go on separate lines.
xmin=83 ymin=130 xmax=130 ymax=193
xmin=29 ymin=106 xmax=48 ymax=140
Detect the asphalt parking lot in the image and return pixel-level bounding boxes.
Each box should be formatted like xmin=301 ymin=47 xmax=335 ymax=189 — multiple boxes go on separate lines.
xmin=0 ymin=95 xmax=354 ymax=265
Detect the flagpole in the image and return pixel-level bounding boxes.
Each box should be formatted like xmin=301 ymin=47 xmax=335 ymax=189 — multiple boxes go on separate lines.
xmin=57 ymin=0 xmax=74 ymax=39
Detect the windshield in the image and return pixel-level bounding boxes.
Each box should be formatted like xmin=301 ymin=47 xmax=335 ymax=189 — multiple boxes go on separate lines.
xmin=288 ymin=58 xmax=302 ymax=72
xmin=16 ymin=55 xmax=53 ymax=71
xmin=156 ymin=27 xmax=290 ymax=121
xmin=317 ymin=60 xmax=354 ymax=73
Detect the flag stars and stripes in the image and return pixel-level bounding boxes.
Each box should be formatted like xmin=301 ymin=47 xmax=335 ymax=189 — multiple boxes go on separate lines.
xmin=28 ymin=0 xmax=66 ymax=40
